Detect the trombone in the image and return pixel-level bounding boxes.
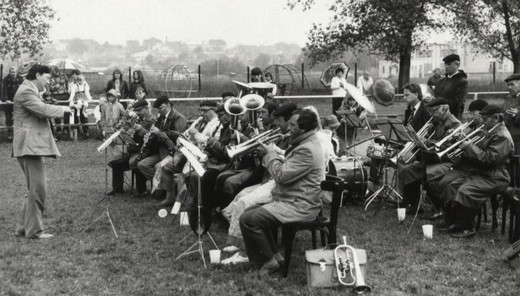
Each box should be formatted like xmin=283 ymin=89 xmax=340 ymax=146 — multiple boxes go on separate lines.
xmin=436 ymin=123 xmax=500 ymax=159
xmin=433 ymin=119 xmax=474 ymax=150
xmin=226 ymin=128 xmax=289 ymax=159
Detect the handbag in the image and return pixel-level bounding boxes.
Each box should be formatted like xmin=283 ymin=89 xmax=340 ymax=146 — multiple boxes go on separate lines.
xmin=305 ymin=247 xmax=367 ymax=288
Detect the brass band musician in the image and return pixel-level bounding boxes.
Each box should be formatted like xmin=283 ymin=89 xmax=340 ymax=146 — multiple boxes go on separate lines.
xmin=502 ymin=73 xmax=520 ymax=154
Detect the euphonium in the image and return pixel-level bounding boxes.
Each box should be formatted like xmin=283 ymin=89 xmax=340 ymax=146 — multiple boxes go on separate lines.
xmin=224 ymin=97 xmax=246 ymax=130
xmin=334 ymin=236 xmax=371 ymax=294
xmin=226 ymin=128 xmax=288 ymax=159
xmin=240 ymin=94 xmax=265 ymax=128
xmin=390 ymin=118 xmax=433 ymax=165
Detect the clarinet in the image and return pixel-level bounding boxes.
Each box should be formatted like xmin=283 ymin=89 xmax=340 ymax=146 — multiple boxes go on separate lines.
xmin=137 ymin=119 xmax=159 ymax=161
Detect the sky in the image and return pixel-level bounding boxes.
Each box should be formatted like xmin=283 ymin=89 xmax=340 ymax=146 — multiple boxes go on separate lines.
xmin=47 ymin=0 xmax=335 ymax=46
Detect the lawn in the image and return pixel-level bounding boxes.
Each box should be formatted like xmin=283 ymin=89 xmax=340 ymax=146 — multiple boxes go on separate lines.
xmin=0 ymin=139 xmax=519 ymax=296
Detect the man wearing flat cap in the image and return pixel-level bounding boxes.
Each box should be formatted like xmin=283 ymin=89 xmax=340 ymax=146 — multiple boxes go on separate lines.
xmin=433 ymin=104 xmax=513 ymax=238
xmin=429 ymin=54 xmax=469 ymax=119
xmin=502 ymin=73 xmax=520 ymax=154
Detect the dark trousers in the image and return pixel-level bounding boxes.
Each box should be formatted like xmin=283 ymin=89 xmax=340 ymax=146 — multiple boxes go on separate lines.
xmin=17 ymin=156 xmax=46 ymax=238
xmin=332 ymin=97 xmax=343 ymax=115
xmin=1 ymin=103 xmax=13 ymax=127
xmin=240 ymin=206 xmax=282 ymax=264
xmin=109 ymin=156 xmax=147 ymax=193
xmin=73 ymin=107 xmax=88 ymax=134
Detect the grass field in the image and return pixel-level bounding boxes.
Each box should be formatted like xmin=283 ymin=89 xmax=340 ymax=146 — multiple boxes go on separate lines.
xmin=0 ymin=140 xmax=519 ymax=296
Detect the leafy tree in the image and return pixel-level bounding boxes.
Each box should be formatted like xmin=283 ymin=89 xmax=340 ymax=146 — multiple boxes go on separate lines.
xmin=208 ymin=39 xmax=227 ymax=52
xmin=288 ymin=0 xmax=446 ymax=91
xmin=67 ymin=38 xmax=88 ymax=55
xmin=0 ymin=0 xmax=56 ymax=60
xmin=448 ymin=0 xmax=520 ymax=72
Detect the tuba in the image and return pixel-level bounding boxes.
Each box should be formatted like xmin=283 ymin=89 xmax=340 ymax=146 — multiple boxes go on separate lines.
xmin=224 ymin=97 xmax=246 ymax=130
xmin=334 ymin=236 xmax=371 ymax=294
xmin=240 ymin=94 xmax=265 ymax=129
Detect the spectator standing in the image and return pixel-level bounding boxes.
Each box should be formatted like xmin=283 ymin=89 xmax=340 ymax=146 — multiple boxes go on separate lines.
xmin=129 ymin=70 xmax=148 ymax=99
xmin=106 ymin=69 xmax=129 ymax=100
xmin=427 ymin=68 xmax=442 ymax=90
xmin=330 ymin=68 xmax=347 ymax=114
xmin=357 ymin=70 xmax=374 ymax=95
xmin=2 ymin=67 xmax=23 ymax=140
xmin=69 ymin=74 xmax=92 ymax=137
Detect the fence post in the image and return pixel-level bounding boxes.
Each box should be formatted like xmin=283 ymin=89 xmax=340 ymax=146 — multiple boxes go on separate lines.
xmin=128 ymin=67 xmax=132 ymax=86
xmin=0 ymin=64 xmax=3 ymax=101
xmin=474 ymin=93 xmax=478 ymax=101
xmin=493 ymin=61 xmax=496 ymax=84
xmin=198 ymin=65 xmax=201 ymax=91
xmin=301 ymin=63 xmax=305 ymax=89
xmin=247 ymin=66 xmax=250 ymax=83
xmin=354 ymin=63 xmax=358 ymax=85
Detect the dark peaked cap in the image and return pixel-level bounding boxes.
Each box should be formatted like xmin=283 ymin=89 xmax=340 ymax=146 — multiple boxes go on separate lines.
xmin=505 ymin=73 xmax=520 ymax=83
xmin=442 ymin=54 xmax=460 ymax=64
xmin=480 ymin=104 xmax=503 ymax=116
xmin=467 ymin=99 xmax=488 ymax=112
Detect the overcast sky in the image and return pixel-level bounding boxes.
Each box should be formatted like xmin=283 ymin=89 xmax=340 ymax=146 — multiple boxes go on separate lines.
xmin=48 ymin=0 xmax=335 ymax=46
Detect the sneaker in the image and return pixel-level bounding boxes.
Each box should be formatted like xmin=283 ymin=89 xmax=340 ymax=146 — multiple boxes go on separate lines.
xmin=221 ymin=252 xmax=249 ymax=265
xmin=223 ymin=245 xmax=239 ymax=253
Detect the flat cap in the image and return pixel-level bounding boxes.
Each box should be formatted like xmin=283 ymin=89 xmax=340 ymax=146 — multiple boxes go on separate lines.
xmin=480 ymin=104 xmax=503 ymax=116
xmin=272 ymin=103 xmax=297 ymax=119
xmin=504 ymin=73 xmax=520 ymax=83
xmin=153 ymin=95 xmax=170 ymax=108
xmin=442 ymin=54 xmax=460 ymax=64
xmin=467 ymin=99 xmax=488 ymax=112
xmin=132 ymin=99 xmax=148 ymax=111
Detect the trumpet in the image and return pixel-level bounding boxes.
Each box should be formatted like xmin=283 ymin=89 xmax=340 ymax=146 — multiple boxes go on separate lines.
xmin=224 ymin=97 xmax=246 ymax=130
xmin=434 ymin=119 xmax=474 ymax=150
xmin=334 ymin=236 xmax=371 ymax=293
xmin=391 ymin=118 xmax=433 ymax=165
xmin=226 ymin=128 xmax=289 ymax=159
xmin=436 ymin=123 xmax=500 ymax=159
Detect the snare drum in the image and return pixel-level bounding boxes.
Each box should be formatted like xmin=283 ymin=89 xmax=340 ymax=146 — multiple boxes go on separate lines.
xmin=331 ymin=157 xmax=368 ymax=196
xmin=366 ymin=145 xmax=397 ymax=160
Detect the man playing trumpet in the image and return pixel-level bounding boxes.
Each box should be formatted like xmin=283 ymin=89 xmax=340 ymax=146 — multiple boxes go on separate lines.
xmin=502 ymin=73 xmax=520 ymax=154
xmin=433 ymin=105 xmax=513 ymax=238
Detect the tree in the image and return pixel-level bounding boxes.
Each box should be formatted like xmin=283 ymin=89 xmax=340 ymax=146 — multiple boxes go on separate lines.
xmin=449 ymin=0 xmax=520 ymax=72
xmin=208 ymin=39 xmax=227 ymax=52
xmin=288 ymin=0 xmax=447 ymax=91
xmin=67 ymin=38 xmax=88 ymax=55
xmin=0 ymin=0 xmax=56 ymax=60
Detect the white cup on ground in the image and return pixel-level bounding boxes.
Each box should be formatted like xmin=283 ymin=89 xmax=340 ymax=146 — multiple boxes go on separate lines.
xmin=209 ymin=249 xmax=221 ymax=264
xmin=179 ymin=212 xmax=189 ymax=226
xmin=422 ymin=224 xmax=433 ymax=239
xmin=158 ymin=209 xmax=168 ymax=218
xmin=397 ymin=208 xmax=406 ymax=223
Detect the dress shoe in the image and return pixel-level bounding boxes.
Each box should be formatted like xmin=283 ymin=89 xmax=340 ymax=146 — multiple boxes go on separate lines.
xmin=223 ymin=245 xmax=239 ymax=253
xmin=107 ymin=190 xmax=124 ymax=196
xmin=221 ymin=252 xmax=249 ymax=265
xmin=450 ymin=228 xmax=476 ymax=238
xmin=438 ymin=224 xmax=461 ymax=234
xmin=259 ymin=260 xmax=280 ymax=276
xmin=423 ymin=211 xmax=443 ymax=221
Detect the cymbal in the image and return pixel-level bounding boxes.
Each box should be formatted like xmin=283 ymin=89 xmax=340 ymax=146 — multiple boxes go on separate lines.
xmin=344 ymin=83 xmax=375 ymax=113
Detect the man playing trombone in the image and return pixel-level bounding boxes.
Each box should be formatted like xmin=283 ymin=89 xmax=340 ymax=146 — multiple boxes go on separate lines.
xmin=434 ymin=105 xmax=513 ymax=238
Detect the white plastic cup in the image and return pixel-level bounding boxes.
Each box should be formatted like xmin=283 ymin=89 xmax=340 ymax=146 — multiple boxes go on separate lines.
xmin=209 ymin=249 xmax=221 ymax=264
xmin=171 ymin=201 xmax=182 ymax=215
xmin=422 ymin=224 xmax=433 ymax=239
xmin=341 ymin=155 xmax=348 ymax=161
xmin=179 ymin=212 xmax=189 ymax=226
xmin=158 ymin=209 xmax=168 ymax=218
xmin=397 ymin=208 xmax=406 ymax=223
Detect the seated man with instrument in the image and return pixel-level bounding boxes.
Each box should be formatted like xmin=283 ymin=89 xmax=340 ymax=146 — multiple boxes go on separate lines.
xmin=137 ymin=96 xmax=187 ymax=194
xmin=240 ymin=109 xmax=325 ymax=275
xmin=402 ymin=84 xmax=431 ymax=132
xmin=107 ymin=99 xmax=154 ymax=196
xmin=220 ymin=103 xmax=296 ymax=265
xmin=434 ymin=105 xmax=513 ymax=238
xmin=502 ymin=73 xmax=520 ymax=154
xmin=156 ymin=100 xmax=222 ymax=207
xmin=397 ymin=102 xmax=461 ymax=214
xmin=186 ymin=104 xmax=248 ymax=232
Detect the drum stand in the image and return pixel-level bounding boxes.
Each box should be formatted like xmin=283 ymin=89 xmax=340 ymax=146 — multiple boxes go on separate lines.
xmin=363 ymin=157 xmax=403 ymax=215
xmin=175 ymin=174 xmax=218 ymax=268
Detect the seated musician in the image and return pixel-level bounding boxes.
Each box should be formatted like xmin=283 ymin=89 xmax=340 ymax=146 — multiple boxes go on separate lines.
xmin=156 ymin=100 xmax=222 ymax=207
xmin=402 ymin=83 xmax=430 ymax=132
xmin=321 ymin=115 xmax=341 ymax=157
xmin=434 ymin=105 xmax=513 ymax=238
xmin=336 ymin=94 xmax=366 ymax=148
xmin=220 ymin=103 xmax=296 ymax=265
xmin=136 ymin=96 xmax=187 ymax=197
xmin=502 ymin=73 xmax=520 ymax=154
xmin=397 ymin=102 xmax=461 ymax=214
xmin=239 ymin=109 xmax=325 ymax=275
xmin=186 ymin=104 xmax=248 ymax=231
xmin=107 ymin=99 xmax=152 ymax=196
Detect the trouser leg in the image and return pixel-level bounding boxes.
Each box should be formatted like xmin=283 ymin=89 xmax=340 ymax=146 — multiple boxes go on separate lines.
xmin=137 ymin=154 xmax=161 ymax=181
xmin=240 ymin=206 xmax=282 ymax=264
xmin=134 ymin=169 xmax=147 ymax=193
xmin=111 ymin=162 xmax=125 ymax=192
xmin=17 ymin=156 xmax=46 ymax=238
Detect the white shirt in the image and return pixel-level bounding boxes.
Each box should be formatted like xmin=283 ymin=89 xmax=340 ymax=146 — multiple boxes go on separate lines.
xmin=330 ymin=76 xmax=347 ymax=97
xmin=357 ymin=76 xmax=374 ymax=94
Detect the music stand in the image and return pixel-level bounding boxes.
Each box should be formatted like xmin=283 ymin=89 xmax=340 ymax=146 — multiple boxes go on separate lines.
xmin=81 ymin=131 xmax=123 ymax=237
xmin=175 ymin=149 xmax=218 ymax=268
xmin=364 ymin=118 xmax=411 ymax=213
xmin=337 ymin=110 xmax=364 ymax=156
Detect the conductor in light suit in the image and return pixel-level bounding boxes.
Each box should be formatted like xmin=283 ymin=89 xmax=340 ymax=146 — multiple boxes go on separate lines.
xmin=12 ymin=64 xmax=71 ymax=239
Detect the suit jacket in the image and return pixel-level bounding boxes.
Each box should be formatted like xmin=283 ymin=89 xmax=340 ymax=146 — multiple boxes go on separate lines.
xmin=261 ymin=130 xmax=325 ymax=223
xmin=404 ymin=102 xmax=431 ymax=132
xmin=12 ymin=80 xmax=69 ymax=158
xmin=154 ymin=107 xmax=187 ymax=146
xmin=106 ymin=79 xmax=129 ymax=99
